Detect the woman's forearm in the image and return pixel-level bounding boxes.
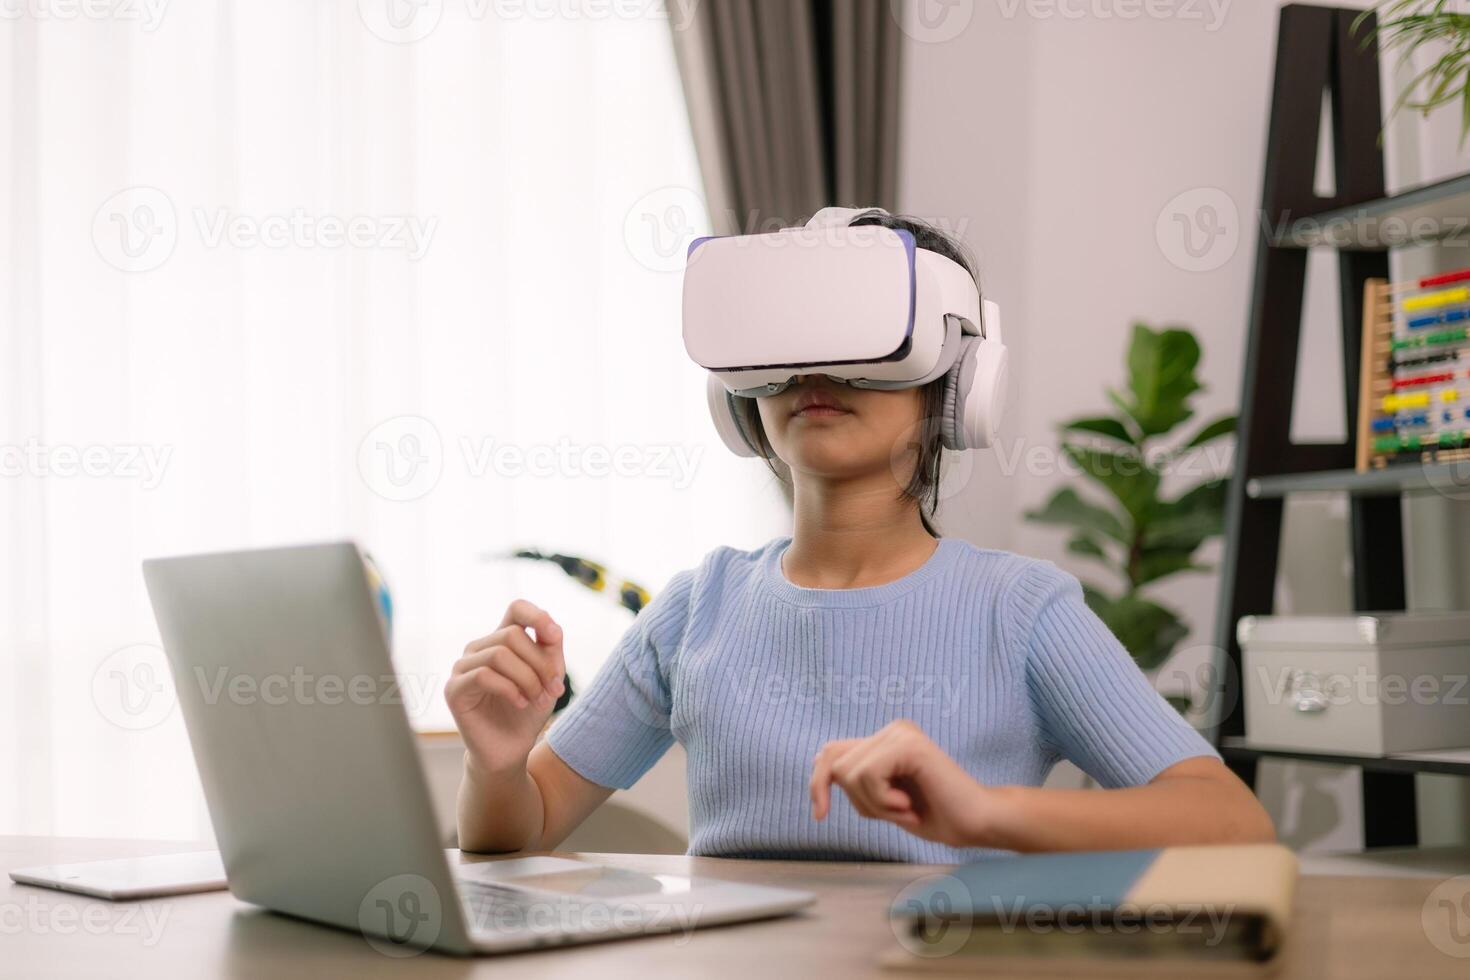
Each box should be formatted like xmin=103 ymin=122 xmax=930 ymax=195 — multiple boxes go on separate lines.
xmin=979 ymin=766 xmax=1276 ymax=853
xmin=455 ymin=753 xmax=545 ymax=853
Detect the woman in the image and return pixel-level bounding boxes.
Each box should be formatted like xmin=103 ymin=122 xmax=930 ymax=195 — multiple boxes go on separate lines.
xmin=446 ymin=213 xmax=1274 ymax=861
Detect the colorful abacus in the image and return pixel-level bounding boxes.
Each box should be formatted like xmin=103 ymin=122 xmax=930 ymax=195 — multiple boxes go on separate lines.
xmin=1358 ymin=268 xmax=1470 ymax=471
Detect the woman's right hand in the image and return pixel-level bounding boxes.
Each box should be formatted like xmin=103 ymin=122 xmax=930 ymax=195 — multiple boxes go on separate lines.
xmin=445 ymin=599 xmax=566 ymax=777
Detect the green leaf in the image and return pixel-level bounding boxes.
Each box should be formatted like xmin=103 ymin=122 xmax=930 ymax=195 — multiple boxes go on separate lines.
xmin=1143 ymin=478 xmax=1228 ymax=551
xmin=1080 ymin=581 xmax=1112 ymax=613
xmin=1062 ymin=416 xmax=1136 ymax=445
xmin=1092 ymin=594 xmax=1189 ymax=671
xmin=1024 ymin=487 xmax=1128 ymax=545
xmin=1063 ymin=444 xmax=1159 ymax=525
xmin=1367 ymin=4 xmax=1470 ymax=145
xmin=1106 ymin=388 xmax=1136 ymax=425
xmin=1134 ymin=547 xmax=1205 ymax=587
xmin=1180 ymin=414 xmax=1237 ymax=450
xmin=1066 ymin=534 xmax=1111 ymax=564
xmin=1163 ymin=693 xmax=1193 ymax=715
xmin=1115 ymin=324 xmax=1203 ymax=436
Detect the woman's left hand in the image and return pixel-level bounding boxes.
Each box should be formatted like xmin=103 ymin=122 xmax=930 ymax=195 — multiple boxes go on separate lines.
xmin=809 ymin=719 xmax=1000 ymax=847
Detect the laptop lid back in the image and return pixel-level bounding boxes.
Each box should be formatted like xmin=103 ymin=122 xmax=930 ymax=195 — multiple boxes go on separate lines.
xmin=143 ymin=541 xmax=472 ymax=954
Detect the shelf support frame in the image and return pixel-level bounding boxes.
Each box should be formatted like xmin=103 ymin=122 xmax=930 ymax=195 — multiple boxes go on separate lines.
xmin=1213 ymin=3 xmax=1413 ymax=848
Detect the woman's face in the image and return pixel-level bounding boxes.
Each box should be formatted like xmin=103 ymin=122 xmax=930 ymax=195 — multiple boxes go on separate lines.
xmin=756 ymin=375 xmax=926 ymax=483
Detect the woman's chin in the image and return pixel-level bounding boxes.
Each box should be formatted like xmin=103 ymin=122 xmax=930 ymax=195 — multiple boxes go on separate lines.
xmin=779 ymin=443 xmax=885 ymax=478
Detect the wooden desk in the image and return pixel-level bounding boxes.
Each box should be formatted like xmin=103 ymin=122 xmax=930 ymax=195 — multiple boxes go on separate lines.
xmin=3 ymin=836 xmax=1467 ymax=978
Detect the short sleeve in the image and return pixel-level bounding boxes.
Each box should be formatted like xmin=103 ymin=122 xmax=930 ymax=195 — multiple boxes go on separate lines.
xmin=1009 ymin=562 xmax=1219 ymax=788
xmin=544 ymin=570 xmax=694 ymax=790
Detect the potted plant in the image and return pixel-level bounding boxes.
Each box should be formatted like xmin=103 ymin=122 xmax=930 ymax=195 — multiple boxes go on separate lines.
xmin=1024 ymin=324 xmax=1236 ymax=711
xmin=1357 ymin=2 xmax=1470 ymax=144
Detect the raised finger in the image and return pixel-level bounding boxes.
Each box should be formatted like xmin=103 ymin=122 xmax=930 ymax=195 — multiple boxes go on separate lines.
xmin=810 ymin=738 xmax=863 ymax=820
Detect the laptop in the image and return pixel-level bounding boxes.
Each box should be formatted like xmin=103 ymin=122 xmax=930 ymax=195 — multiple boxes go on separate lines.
xmin=135 ymin=541 xmax=814 ymax=955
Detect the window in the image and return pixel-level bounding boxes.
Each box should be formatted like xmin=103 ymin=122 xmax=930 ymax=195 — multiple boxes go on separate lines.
xmin=0 ymin=2 xmax=787 ymax=840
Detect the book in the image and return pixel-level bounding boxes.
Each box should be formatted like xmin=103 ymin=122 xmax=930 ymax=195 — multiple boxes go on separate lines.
xmin=884 ymin=844 xmax=1297 ymax=973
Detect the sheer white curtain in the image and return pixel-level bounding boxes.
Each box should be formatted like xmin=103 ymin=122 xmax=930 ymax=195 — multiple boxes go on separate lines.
xmin=0 ymin=2 xmax=787 ymax=840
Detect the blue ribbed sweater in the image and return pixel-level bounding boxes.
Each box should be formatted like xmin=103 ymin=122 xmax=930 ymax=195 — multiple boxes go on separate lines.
xmin=546 ymin=537 xmax=1216 ymax=862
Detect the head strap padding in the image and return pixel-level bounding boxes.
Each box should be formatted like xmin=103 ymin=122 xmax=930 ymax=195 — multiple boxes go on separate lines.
xmin=804 ymin=206 xmax=890 ymax=230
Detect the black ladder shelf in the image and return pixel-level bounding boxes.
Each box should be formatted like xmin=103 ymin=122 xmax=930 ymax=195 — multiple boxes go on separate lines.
xmin=1214 ymin=3 xmax=1470 ymax=849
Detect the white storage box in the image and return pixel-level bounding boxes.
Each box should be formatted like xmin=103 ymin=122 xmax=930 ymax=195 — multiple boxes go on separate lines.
xmin=1239 ymin=613 xmax=1470 ymax=755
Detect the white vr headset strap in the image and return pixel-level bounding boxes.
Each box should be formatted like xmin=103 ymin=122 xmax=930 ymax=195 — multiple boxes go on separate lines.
xmin=804 ymin=206 xmax=889 ymax=229
xmin=981 ymin=299 xmax=1003 ymax=344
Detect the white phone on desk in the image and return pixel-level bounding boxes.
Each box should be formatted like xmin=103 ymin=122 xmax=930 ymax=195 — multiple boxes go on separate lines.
xmin=10 ymin=851 xmax=226 ymax=900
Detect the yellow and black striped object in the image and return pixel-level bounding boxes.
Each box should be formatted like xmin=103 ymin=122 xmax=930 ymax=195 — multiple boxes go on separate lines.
xmin=504 ymin=549 xmax=652 ymax=616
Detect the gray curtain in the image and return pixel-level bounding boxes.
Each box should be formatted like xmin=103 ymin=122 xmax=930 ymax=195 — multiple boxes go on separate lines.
xmin=670 ymin=0 xmax=903 ymax=235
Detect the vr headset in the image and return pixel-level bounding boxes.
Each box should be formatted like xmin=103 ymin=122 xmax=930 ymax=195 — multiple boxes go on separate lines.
xmin=682 ymin=206 xmax=1008 ymax=457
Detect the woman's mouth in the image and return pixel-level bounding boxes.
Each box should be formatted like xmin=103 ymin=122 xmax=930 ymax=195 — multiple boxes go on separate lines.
xmin=791 ymin=390 xmax=852 ymax=418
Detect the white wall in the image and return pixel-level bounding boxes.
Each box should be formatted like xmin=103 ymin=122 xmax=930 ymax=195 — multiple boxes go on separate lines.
xmin=900 ymin=2 xmax=1280 ymax=661
xmin=897 ymin=0 xmax=1470 ymax=847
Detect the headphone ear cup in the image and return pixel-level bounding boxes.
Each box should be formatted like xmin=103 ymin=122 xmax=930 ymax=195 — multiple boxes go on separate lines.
xmin=938 ymin=340 xmax=970 ymax=452
xmin=941 ymin=337 xmax=1009 ymax=451
xmin=705 ymin=374 xmax=767 ymax=458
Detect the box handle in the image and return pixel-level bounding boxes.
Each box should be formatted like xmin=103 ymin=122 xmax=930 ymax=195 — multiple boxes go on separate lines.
xmin=1288 ymin=671 xmax=1330 ymax=714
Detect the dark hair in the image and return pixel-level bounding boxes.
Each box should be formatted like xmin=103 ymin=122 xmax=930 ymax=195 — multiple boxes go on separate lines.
xmin=736 ymin=211 xmax=982 ymax=537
